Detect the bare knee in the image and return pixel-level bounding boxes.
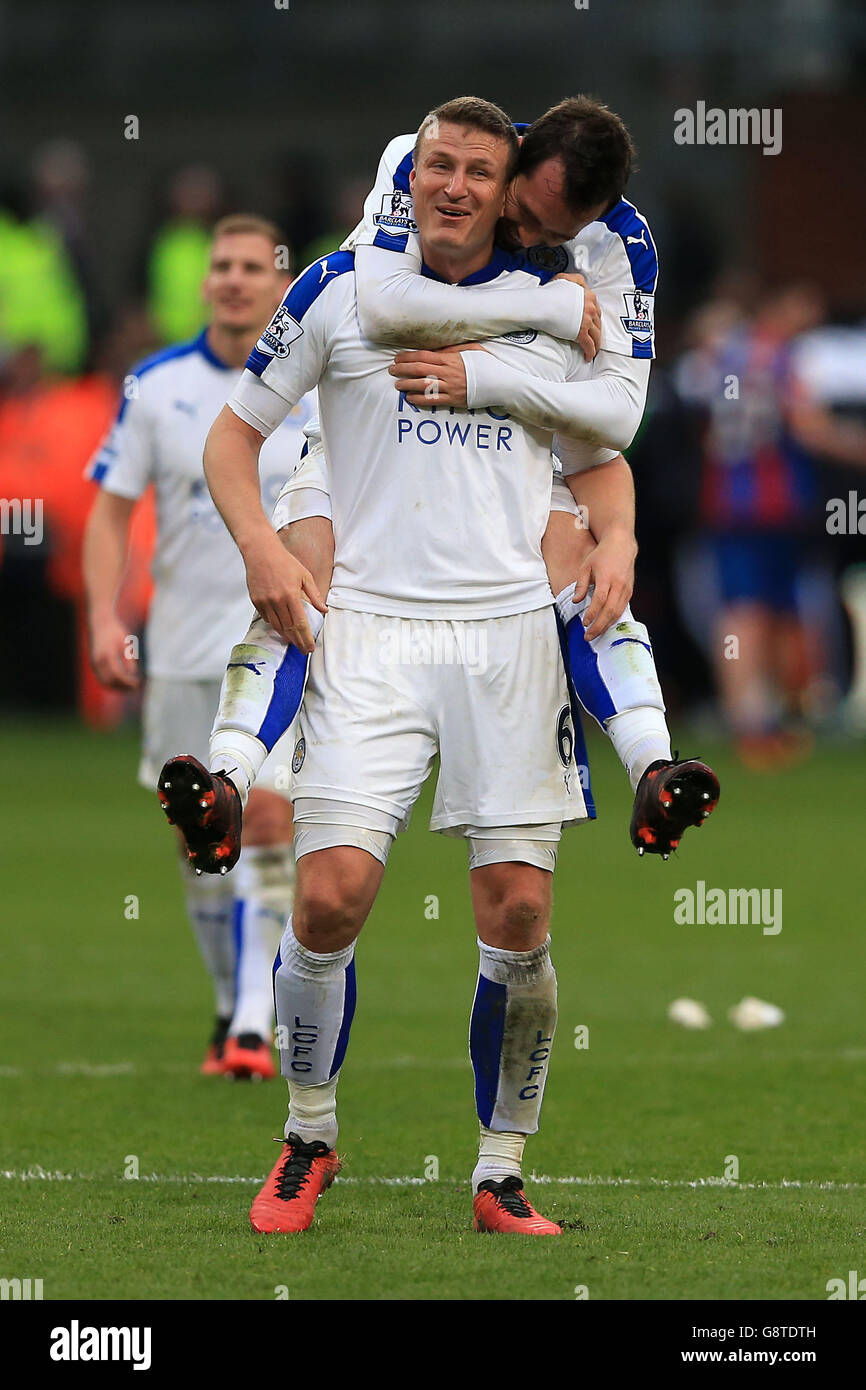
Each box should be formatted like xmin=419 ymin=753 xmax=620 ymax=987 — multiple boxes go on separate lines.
xmin=471 ymin=864 xmax=551 ymax=951
xmin=296 ymin=888 xmax=359 ymax=948
xmin=243 ymin=789 xmax=293 ymax=847
xmin=494 ymin=893 xmax=549 ymax=950
xmin=294 ymin=848 xmax=381 ymax=951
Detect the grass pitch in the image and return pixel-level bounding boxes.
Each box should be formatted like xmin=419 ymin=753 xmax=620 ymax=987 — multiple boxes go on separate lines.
xmin=2 ymin=718 xmax=865 ymax=1301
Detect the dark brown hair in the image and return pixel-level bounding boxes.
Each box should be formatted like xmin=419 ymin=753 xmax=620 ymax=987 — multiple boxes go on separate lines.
xmin=519 ymin=97 xmax=636 ymax=214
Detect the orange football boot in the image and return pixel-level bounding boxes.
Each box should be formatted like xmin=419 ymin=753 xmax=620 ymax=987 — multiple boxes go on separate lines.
xmin=473 ymin=1176 xmax=562 ymax=1235
xmin=223 ymin=1032 xmax=277 ymax=1081
xmin=250 ymin=1133 xmax=340 ymax=1233
xmin=200 ymin=1016 xmax=231 ymax=1075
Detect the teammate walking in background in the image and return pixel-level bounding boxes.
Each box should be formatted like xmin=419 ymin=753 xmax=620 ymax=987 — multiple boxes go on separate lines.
xmin=83 ymin=215 xmax=314 ymax=1078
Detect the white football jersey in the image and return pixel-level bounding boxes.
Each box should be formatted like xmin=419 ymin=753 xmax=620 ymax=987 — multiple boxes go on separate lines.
xmin=345 ymin=129 xmax=659 ymax=360
xmin=87 ymin=329 xmax=316 ymax=679
xmin=229 ymin=250 xmax=589 ymax=620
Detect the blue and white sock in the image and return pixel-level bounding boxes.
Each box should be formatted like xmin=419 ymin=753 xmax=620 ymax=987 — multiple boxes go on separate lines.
xmin=469 ymin=937 xmax=557 ymax=1189
xmin=228 ymin=844 xmax=296 ymax=1040
xmin=210 ymin=609 xmax=323 ymax=805
xmin=555 ymin=582 xmax=671 ymax=789
xmin=274 ymin=919 xmax=356 ymax=1147
xmin=179 ymin=863 xmax=236 ymax=1020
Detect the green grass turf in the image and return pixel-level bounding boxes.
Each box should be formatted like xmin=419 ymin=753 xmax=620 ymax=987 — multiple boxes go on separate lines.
xmin=2 ymin=718 xmax=865 ymax=1300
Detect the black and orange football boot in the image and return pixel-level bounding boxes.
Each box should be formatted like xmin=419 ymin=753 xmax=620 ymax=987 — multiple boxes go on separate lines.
xmin=250 ymin=1133 xmax=341 ymax=1233
xmin=223 ymin=1032 xmax=277 ymax=1081
xmin=473 ymin=1177 xmax=562 ymax=1236
xmin=157 ymin=755 xmax=242 ymax=875
xmin=630 ymin=756 xmax=720 ymax=860
xmin=200 ymin=1015 xmax=231 ymax=1075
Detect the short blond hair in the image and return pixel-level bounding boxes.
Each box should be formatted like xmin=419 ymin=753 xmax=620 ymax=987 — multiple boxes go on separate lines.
xmin=210 ymin=213 xmax=291 ymax=275
xmin=414 ymin=97 xmax=518 ymax=181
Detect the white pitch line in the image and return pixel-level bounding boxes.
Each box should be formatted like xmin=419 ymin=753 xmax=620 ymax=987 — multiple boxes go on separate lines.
xmin=3 ymin=1048 xmax=866 ymax=1080
xmin=0 ymin=1057 xmax=470 ymax=1078
xmin=55 ymin=1062 xmax=136 ymax=1077
xmin=0 ymin=1062 xmax=136 ymax=1078
xmin=2 ymin=1167 xmax=864 ymax=1191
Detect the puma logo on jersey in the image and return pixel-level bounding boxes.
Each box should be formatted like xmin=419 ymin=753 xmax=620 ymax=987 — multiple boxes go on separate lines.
xmin=626 ymin=230 xmax=648 ymax=249
xmin=610 ymin=635 xmax=653 ymax=656
xmin=319 ymin=259 xmax=339 ymax=282
xmin=227 ymin=660 xmax=266 ymax=675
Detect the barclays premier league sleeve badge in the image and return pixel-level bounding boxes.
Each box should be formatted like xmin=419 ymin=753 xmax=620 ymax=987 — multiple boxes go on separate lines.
xmin=620 ymin=289 xmax=654 ymax=345
xmin=373 ymin=191 xmax=418 ymax=235
xmin=256 ymin=304 xmax=305 ymax=360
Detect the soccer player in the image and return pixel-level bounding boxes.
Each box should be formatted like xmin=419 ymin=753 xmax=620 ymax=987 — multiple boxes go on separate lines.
xmin=173 ymin=97 xmax=718 ymax=869
xmin=83 ymin=214 xmax=315 ymax=1079
xmin=195 ymin=98 xmax=709 ymax=1236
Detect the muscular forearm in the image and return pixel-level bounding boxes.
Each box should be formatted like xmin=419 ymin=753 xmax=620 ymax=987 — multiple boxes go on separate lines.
xmin=83 ymin=491 xmax=141 ymax=687
xmin=205 ymin=405 xmax=327 ymax=649
xmin=566 ymin=456 xmax=635 ymax=542
xmin=563 ymin=456 xmax=638 ymax=635
xmin=203 ymin=405 xmax=276 ymax=558
xmin=464 ymin=349 xmax=648 ymax=452
xmin=355 ymin=245 xmax=583 ymax=348
xmin=83 ymin=493 xmax=134 ymax=624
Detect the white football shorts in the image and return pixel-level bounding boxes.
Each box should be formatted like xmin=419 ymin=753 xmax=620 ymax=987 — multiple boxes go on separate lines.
xmin=290 ymin=604 xmax=588 ymax=835
xmin=139 ymin=677 xmax=295 ymax=799
xmin=549 ymin=474 xmax=581 ymax=514
xmin=272 ymin=442 xmax=331 ymax=529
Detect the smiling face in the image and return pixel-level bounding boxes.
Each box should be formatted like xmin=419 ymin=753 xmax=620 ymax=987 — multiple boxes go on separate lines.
xmin=501 ymin=155 xmax=608 ymax=249
xmin=409 ymin=121 xmax=512 ymax=279
xmin=202 ymin=232 xmax=288 ymax=333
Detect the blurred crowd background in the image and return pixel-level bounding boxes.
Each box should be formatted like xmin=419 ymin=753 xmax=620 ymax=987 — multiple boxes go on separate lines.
xmin=1 ymin=0 xmax=864 ymax=767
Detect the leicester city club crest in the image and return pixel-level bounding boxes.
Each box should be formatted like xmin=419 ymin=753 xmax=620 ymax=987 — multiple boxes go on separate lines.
xmin=502 ymin=329 xmax=538 ymax=345
xmin=527 ymin=244 xmax=569 ymax=274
